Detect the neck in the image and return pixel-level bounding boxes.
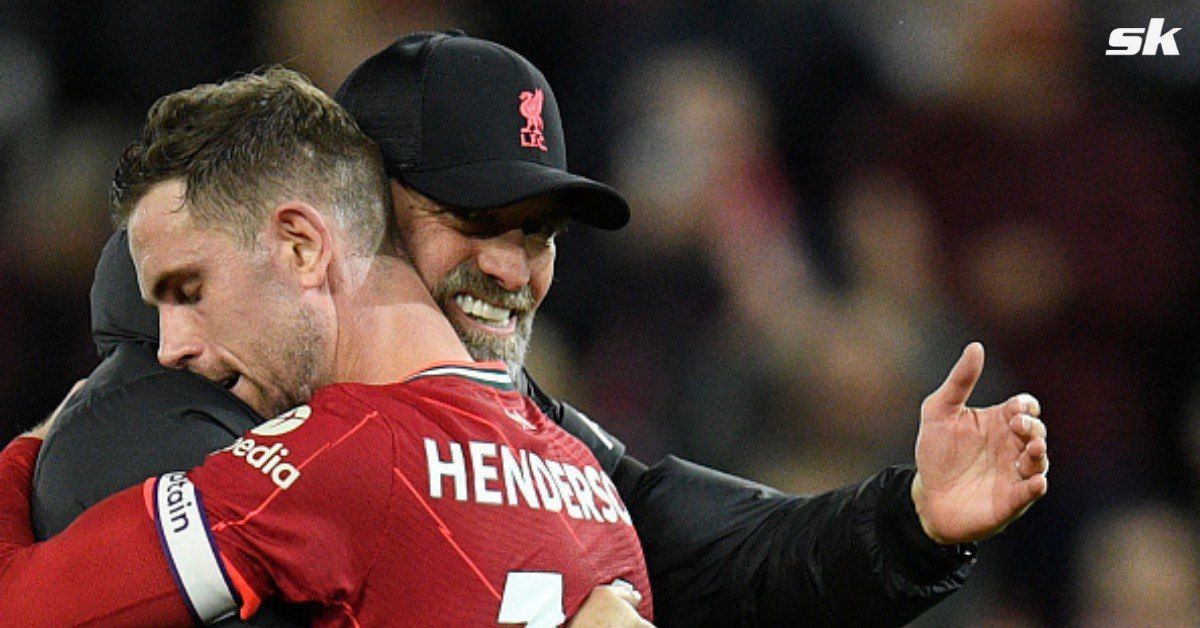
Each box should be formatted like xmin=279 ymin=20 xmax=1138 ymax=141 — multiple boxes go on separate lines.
xmin=331 ymin=255 xmax=472 ymax=385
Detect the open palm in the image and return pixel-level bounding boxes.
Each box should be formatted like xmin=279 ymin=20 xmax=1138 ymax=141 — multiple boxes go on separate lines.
xmin=911 ymin=343 xmax=1049 ymax=545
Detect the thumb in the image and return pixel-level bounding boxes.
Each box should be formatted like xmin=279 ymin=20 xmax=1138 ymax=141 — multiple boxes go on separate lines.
xmin=929 ymin=343 xmax=984 ymax=409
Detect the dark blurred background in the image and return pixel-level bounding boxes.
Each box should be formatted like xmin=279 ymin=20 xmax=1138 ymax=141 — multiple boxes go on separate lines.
xmin=2 ymin=0 xmax=1199 ymax=624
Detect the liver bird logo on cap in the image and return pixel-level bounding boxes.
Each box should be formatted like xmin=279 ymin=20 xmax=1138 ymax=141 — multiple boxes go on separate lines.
xmin=519 ymin=89 xmax=548 ymax=152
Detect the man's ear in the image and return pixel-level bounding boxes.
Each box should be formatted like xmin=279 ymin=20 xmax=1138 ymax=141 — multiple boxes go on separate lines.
xmin=269 ymin=202 xmax=332 ymax=289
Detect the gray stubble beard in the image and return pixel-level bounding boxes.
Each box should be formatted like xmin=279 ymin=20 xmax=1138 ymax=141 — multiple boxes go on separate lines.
xmin=455 ymin=311 xmax=534 ymax=372
xmin=431 ymin=262 xmax=537 ymax=373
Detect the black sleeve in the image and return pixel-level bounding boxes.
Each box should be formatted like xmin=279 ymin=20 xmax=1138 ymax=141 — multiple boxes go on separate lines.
xmin=517 ymin=367 xmax=974 ymax=626
xmin=32 ymin=370 xmax=308 ymax=627
xmin=622 ymin=457 xmax=975 ymax=626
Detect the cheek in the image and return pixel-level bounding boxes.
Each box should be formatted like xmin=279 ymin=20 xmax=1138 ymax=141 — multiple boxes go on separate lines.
xmin=407 ymin=229 xmax=473 ymax=291
xmin=209 ymin=298 xmax=258 ymax=350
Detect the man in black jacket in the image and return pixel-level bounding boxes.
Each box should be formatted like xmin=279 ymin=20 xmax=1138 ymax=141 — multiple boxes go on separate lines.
xmin=32 ymin=33 xmax=1049 ymax=626
xmin=336 ymin=32 xmax=1048 ymax=626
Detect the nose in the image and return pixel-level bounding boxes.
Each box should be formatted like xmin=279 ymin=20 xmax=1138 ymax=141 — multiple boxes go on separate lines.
xmin=475 ymin=229 xmax=531 ymax=292
xmin=157 ymin=305 xmax=204 ymax=369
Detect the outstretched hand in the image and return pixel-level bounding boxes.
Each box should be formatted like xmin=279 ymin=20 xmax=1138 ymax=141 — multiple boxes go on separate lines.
xmin=911 ymin=343 xmax=1048 ymax=544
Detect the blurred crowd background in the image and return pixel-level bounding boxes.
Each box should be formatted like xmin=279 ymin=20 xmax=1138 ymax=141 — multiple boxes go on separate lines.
xmin=2 ymin=0 xmax=1199 ymax=624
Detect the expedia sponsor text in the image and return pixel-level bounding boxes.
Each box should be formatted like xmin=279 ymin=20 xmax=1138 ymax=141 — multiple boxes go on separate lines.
xmin=221 ymin=437 xmax=301 ymax=489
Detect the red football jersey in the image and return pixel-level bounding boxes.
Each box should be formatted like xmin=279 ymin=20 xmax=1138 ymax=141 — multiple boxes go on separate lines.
xmin=151 ymin=361 xmax=651 ymax=626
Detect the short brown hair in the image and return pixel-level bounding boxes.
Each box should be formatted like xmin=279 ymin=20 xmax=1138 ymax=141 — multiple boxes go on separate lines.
xmin=112 ymin=66 xmax=390 ymax=254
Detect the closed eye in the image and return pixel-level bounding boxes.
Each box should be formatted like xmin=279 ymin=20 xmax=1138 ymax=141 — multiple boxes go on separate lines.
xmin=150 ymin=268 xmax=203 ymax=306
xmin=175 ymin=281 xmax=201 ymax=305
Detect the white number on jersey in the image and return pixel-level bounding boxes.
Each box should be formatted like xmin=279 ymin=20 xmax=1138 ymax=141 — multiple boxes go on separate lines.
xmin=497 ymin=571 xmax=565 ymax=627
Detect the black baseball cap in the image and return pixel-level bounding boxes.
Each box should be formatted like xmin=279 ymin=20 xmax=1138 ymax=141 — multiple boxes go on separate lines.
xmin=335 ymin=30 xmax=629 ymax=230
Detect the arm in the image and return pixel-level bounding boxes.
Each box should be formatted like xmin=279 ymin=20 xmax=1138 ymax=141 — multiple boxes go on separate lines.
xmin=6 ymin=389 xmax=396 ymax=627
xmin=0 ymin=437 xmax=196 ymax=626
xmin=519 ymin=369 xmax=969 ymax=624
xmin=521 ymin=343 xmax=1048 ymax=626
xmin=620 ymin=459 xmax=970 ymax=626
xmin=30 ymin=366 xmax=307 ymax=627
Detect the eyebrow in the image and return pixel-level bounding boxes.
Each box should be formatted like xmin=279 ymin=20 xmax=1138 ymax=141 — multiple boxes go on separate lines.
xmin=146 ymin=267 xmax=200 ymax=305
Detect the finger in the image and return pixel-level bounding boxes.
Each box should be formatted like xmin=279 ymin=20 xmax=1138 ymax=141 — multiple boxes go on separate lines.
xmin=566 ymin=585 xmax=649 ymax=628
xmin=1002 ymin=393 xmax=1041 ymax=418
xmin=605 ymin=585 xmax=643 ymax=608
xmin=930 ymin=342 xmax=985 ymax=409
xmin=1017 ymin=393 xmax=1041 ymax=417
xmin=1015 ymin=473 xmax=1049 ymax=505
xmin=1009 ymin=415 xmax=1047 ymax=442
xmin=1033 ymin=442 xmax=1049 ymax=476
xmin=1016 ymin=438 xmax=1049 ymax=477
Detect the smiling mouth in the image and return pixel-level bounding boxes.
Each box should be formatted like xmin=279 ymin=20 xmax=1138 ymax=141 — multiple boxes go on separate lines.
xmin=453 ymin=293 xmax=517 ymax=328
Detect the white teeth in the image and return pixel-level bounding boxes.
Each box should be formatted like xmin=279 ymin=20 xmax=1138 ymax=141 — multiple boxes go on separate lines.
xmin=454 ymin=294 xmax=513 ymax=324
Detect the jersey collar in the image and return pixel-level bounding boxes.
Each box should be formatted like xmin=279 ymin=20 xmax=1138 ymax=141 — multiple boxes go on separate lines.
xmin=404 ymin=361 xmax=515 ymax=392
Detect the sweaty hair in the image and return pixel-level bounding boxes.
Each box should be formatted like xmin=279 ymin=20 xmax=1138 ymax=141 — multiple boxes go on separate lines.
xmin=111 ymin=66 xmax=391 ymax=256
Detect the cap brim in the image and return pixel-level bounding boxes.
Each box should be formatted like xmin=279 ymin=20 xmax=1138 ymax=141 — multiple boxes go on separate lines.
xmin=396 ymin=160 xmax=630 ymax=230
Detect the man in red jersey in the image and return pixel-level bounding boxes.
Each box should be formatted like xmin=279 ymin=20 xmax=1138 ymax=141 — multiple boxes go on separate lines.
xmin=0 ymin=66 xmax=653 ymax=625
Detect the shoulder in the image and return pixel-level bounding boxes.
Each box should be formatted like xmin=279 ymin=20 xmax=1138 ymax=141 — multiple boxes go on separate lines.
xmin=311 ymin=382 xmax=433 ymax=435
xmin=54 ymin=346 xmax=261 ymax=439
xmin=32 ymin=355 xmax=262 ymax=537
xmin=38 ymin=368 xmax=260 ymax=476
xmin=190 ymin=389 xmax=397 ymax=503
